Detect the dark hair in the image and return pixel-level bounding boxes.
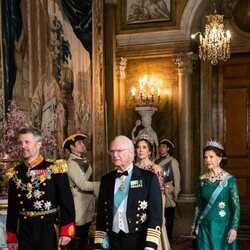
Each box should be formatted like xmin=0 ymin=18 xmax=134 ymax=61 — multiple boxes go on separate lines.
xmin=159 ymin=139 xmax=174 ymax=156
xmin=203 ymin=146 xmax=228 ymax=166
xmin=135 ymin=138 xmax=153 ymax=158
xmin=18 ymin=127 xmax=42 ymax=142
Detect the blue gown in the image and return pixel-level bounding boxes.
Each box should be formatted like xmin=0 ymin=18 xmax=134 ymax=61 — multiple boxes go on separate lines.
xmin=193 ymin=175 xmax=240 ymax=250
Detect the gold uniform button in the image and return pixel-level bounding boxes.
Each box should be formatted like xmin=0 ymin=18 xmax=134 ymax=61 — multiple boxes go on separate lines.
xmin=136 ymin=214 xmax=139 ymax=217
xmin=135 ymin=228 xmax=138 ymax=231
xmin=43 ymin=183 xmax=46 ymax=186
xmin=41 ymin=216 xmax=44 ymax=219
xmin=24 ymin=216 xmax=27 ymax=219
xmin=136 ymin=221 xmax=139 ymax=224
xmin=18 ymin=194 xmax=21 ymax=197
xmin=20 ymin=201 xmax=23 ymax=204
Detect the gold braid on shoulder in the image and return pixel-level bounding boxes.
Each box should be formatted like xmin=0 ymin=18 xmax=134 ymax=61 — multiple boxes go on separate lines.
xmin=48 ymin=159 xmax=68 ymax=174
xmin=6 ymin=168 xmax=17 ymax=180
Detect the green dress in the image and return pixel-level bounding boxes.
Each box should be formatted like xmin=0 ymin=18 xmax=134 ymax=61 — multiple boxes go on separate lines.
xmin=193 ymin=175 xmax=240 ymax=250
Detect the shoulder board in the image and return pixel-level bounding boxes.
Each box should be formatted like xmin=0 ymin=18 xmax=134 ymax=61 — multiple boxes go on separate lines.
xmin=6 ymin=167 xmax=17 ymax=180
xmin=48 ymin=159 xmax=68 ymax=174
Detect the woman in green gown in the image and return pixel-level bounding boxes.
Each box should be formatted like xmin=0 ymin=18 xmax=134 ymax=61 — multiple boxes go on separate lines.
xmin=191 ymin=139 xmax=240 ymax=250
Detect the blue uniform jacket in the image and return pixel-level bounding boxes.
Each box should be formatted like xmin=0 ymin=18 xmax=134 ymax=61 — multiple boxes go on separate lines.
xmin=94 ymin=165 xmax=162 ymax=249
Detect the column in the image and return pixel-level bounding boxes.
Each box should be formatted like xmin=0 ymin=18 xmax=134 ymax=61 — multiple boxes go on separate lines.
xmin=116 ymin=57 xmax=127 ymax=134
xmin=173 ymin=52 xmax=197 ymax=201
xmin=104 ymin=0 xmax=119 ymax=143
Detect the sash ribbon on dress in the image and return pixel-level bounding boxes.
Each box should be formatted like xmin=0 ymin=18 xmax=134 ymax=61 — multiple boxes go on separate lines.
xmin=195 ymin=174 xmax=232 ymax=234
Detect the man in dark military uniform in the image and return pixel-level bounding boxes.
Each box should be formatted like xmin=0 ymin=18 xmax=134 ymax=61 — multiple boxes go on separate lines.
xmin=62 ymin=133 xmax=100 ymax=250
xmin=94 ymin=135 xmax=162 ymax=250
xmin=6 ymin=127 xmax=75 ymax=250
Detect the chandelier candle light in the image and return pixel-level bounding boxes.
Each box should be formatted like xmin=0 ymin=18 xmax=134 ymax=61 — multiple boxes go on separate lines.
xmin=191 ymin=10 xmax=231 ymax=65
xmin=131 ymin=75 xmax=161 ymax=107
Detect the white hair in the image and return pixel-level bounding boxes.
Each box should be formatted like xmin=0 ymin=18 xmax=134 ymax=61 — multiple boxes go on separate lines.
xmin=111 ymin=135 xmax=135 ymax=153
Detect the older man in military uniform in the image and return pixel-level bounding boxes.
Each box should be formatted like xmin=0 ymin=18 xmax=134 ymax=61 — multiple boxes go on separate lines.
xmin=62 ymin=133 xmax=100 ymax=250
xmin=94 ymin=135 xmax=162 ymax=250
xmin=6 ymin=127 xmax=75 ymax=250
xmin=155 ymin=139 xmax=181 ymax=242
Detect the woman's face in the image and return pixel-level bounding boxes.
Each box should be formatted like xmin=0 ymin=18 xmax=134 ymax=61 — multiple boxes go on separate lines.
xmin=136 ymin=140 xmax=151 ymax=160
xmin=204 ymin=150 xmax=222 ymax=170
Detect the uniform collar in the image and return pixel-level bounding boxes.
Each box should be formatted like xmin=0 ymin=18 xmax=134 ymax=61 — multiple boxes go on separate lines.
xmin=25 ymin=155 xmax=44 ymax=168
xmin=70 ymin=152 xmax=83 ymax=159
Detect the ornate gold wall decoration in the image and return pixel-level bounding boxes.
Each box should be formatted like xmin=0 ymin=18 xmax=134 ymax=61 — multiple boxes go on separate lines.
xmin=92 ymin=0 xmax=108 ymax=178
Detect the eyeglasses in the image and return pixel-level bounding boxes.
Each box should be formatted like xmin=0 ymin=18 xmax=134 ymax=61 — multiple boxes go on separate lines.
xmin=108 ymin=148 xmax=129 ymax=156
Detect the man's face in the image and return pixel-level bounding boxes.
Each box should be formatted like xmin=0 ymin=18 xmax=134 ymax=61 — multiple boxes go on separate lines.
xmin=70 ymin=140 xmax=86 ymax=154
xmin=158 ymin=144 xmax=169 ymax=156
xmin=18 ymin=133 xmax=42 ymax=162
xmin=109 ymin=139 xmax=133 ymax=171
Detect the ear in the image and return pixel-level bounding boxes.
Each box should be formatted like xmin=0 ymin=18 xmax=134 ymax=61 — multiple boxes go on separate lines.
xmin=37 ymin=141 xmax=42 ymax=149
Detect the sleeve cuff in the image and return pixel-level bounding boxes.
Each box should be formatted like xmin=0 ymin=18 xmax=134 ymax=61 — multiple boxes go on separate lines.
xmin=7 ymin=231 xmax=17 ymax=243
xmin=60 ymin=223 xmax=75 ymax=238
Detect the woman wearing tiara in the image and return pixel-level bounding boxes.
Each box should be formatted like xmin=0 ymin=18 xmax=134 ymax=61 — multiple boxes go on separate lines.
xmin=135 ymin=134 xmax=171 ymax=250
xmin=191 ymin=139 xmax=240 ymax=250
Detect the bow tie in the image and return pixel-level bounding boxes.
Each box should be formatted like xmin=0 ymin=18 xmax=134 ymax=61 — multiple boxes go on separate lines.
xmin=116 ymin=171 xmax=128 ymax=178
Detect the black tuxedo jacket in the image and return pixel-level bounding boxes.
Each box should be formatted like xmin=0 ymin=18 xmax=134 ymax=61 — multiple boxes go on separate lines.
xmin=94 ymin=165 xmax=162 ymax=249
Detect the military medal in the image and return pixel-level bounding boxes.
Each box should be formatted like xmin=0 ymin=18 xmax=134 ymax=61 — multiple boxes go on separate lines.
xmin=119 ymin=180 xmax=125 ymax=191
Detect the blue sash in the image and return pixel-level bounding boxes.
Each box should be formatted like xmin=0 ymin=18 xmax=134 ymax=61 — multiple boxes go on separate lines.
xmin=196 ymin=174 xmax=232 ymax=234
xmin=113 ymin=171 xmax=132 ymax=216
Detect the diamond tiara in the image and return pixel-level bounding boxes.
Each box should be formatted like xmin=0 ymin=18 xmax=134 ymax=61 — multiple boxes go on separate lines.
xmin=206 ymin=139 xmax=224 ymax=150
xmin=136 ymin=133 xmax=154 ymax=145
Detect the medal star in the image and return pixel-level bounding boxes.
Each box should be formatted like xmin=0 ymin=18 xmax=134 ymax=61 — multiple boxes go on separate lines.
xmin=139 ymin=200 xmax=148 ymax=210
xmin=140 ymin=213 xmax=147 ymax=223
xmin=33 ymin=189 xmax=42 ymax=199
xmin=44 ymin=201 xmax=52 ymax=210
xmin=219 ymin=210 xmax=226 ymax=217
xmin=33 ymin=200 xmax=43 ymax=210
xmin=218 ymin=201 xmax=226 ymax=209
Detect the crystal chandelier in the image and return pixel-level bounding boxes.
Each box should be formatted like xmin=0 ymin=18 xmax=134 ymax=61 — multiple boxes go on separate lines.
xmin=131 ymin=75 xmax=161 ymax=107
xmin=191 ymin=10 xmax=231 ymax=65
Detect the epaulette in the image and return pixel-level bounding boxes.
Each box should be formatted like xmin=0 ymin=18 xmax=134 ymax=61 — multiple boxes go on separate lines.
xmin=48 ymin=159 xmax=68 ymax=174
xmin=6 ymin=167 xmax=17 ymax=180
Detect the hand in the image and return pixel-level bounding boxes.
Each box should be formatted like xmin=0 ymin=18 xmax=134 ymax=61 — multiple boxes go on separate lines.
xmin=59 ymin=236 xmax=71 ymax=246
xmin=228 ymin=229 xmax=237 ymax=243
xmin=7 ymin=243 xmax=18 ymax=250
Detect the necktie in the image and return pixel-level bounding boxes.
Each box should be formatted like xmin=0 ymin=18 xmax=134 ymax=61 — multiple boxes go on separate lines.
xmin=116 ymin=170 xmax=128 ymax=178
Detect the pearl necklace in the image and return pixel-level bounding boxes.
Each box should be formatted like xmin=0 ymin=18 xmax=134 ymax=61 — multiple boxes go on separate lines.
xmin=206 ymin=169 xmax=225 ymax=181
